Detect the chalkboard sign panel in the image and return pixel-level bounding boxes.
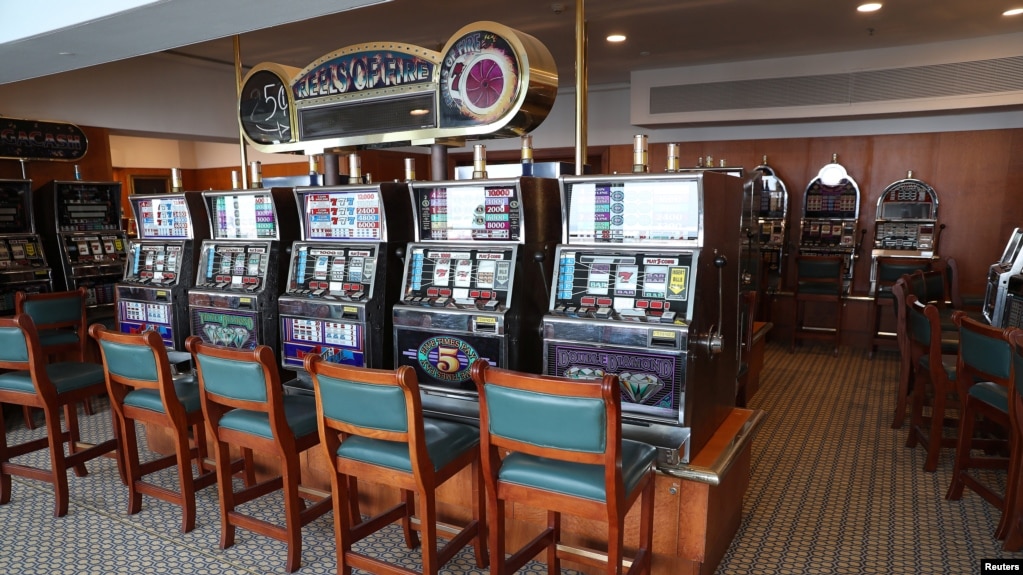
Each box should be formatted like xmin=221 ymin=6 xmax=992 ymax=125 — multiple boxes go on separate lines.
xmin=0 ymin=118 xmax=88 ymax=161
xmin=240 ymin=67 xmax=296 ymax=146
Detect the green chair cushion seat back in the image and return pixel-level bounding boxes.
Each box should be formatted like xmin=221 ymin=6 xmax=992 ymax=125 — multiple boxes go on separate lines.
xmin=484 ymin=383 xmax=607 ymax=453
xmin=195 ymin=353 xmax=268 ymax=403
xmin=218 ymin=394 xmax=317 ymax=440
xmin=497 ymin=439 xmax=657 ymax=502
xmin=0 ymin=362 xmax=104 ymax=395
xmin=123 ymin=375 xmax=202 ymax=414
xmin=336 ymin=418 xmax=479 ymax=473
xmin=37 ymin=329 xmax=80 ymax=349
xmin=318 ymin=375 xmax=407 ymax=433
xmin=967 ymin=381 xmax=1008 ymax=414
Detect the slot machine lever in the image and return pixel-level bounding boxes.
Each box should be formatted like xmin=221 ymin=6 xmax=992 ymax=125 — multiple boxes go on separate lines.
xmin=534 ymin=250 xmax=549 ymax=302
xmin=694 ymin=252 xmax=726 ymax=355
xmin=394 ymin=245 xmax=406 ymax=264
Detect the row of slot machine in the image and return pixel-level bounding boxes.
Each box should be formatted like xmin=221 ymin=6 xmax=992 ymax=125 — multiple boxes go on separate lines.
xmin=0 ymin=179 xmax=127 ymax=317
xmin=985 ymin=228 xmax=1023 ymax=330
xmin=111 ymin=168 xmax=747 ymax=469
xmin=751 ymin=159 xmax=941 ymax=300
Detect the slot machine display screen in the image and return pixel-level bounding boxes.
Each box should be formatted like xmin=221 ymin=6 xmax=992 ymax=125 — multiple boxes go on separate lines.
xmin=565 ymin=179 xmax=700 ymax=243
xmin=554 ymin=249 xmax=695 ymax=321
xmin=197 ymin=243 xmax=269 ymax=291
xmin=0 ymin=180 xmax=32 ymax=234
xmin=413 ymin=184 xmax=522 ymax=241
xmin=1000 ymin=229 xmax=1023 ymax=266
xmin=403 ymin=245 xmax=516 ymax=309
xmin=302 ymin=190 xmax=383 ymax=241
xmin=64 ymin=234 xmax=125 ymax=262
xmin=133 ymin=196 xmax=193 ymax=239
xmin=126 ymin=244 xmax=182 ymax=283
xmin=287 ymin=244 xmax=378 ymax=298
xmin=208 ymin=193 xmax=277 ymax=240
xmin=56 ymin=183 xmax=121 ymax=232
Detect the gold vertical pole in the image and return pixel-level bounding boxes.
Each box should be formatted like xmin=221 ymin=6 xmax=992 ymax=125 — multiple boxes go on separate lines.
xmin=575 ymin=0 xmax=587 ymax=175
xmin=234 ymin=35 xmax=249 ymax=190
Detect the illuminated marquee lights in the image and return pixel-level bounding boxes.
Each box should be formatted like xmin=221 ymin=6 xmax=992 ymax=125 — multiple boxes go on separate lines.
xmin=293 ymin=52 xmax=435 ymax=100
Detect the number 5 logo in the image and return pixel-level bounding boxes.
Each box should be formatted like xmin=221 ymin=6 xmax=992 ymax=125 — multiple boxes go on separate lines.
xmin=435 ymin=346 xmax=461 ymax=373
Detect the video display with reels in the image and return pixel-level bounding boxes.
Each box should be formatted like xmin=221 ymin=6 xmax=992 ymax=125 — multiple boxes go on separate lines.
xmin=565 ymin=179 xmax=700 ymax=244
xmin=553 ymin=249 xmax=695 ymax=323
xmin=413 ymin=184 xmax=522 ymax=241
xmin=0 ymin=180 xmax=32 ymax=234
xmin=56 ymin=183 xmax=121 ymax=232
xmin=402 ymin=244 xmax=516 ymax=310
xmin=287 ymin=243 xmax=378 ymax=300
xmin=134 ymin=196 xmax=193 ymax=239
xmin=302 ymin=190 xmax=383 ymax=241
xmin=125 ymin=244 xmax=183 ymax=284
xmin=63 ymin=234 xmax=125 ymax=263
xmin=208 ymin=192 xmax=277 ymax=240
xmin=196 ymin=243 xmax=269 ymax=292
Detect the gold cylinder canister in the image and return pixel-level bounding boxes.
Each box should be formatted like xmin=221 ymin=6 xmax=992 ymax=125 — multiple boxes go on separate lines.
xmin=249 ymin=161 xmax=262 ymax=189
xmin=404 ymin=158 xmax=416 ymax=181
xmin=348 ymin=153 xmax=362 ymax=181
xmin=632 ymin=134 xmax=648 ymax=173
xmin=472 ymin=144 xmax=488 ymax=179
xmin=666 ymin=143 xmax=680 ymax=172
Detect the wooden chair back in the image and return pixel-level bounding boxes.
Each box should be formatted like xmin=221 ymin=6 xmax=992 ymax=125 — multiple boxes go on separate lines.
xmin=89 ymin=325 xmax=187 ymax=421
xmin=15 ymin=288 xmax=88 ymax=360
xmin=795 ymin=255 xmax=844 ymax=297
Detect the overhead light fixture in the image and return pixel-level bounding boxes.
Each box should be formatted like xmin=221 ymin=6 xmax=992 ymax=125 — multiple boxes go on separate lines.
xmin=409 ymin=109 xmax=430 ymax=116
xmin=1004 ymin=7 xmax=1023 ymax=15
xmin=857 ymin=3 xmax=882 ymax=12
xmin=606 ymin=34 xmax=626 ymax=43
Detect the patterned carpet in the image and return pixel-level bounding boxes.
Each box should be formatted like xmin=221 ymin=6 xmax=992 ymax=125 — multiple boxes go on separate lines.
xmin=0 ymin=343 xmax=1018 ymax=574
xmin=716 ymin=342 xmax=1020 ymax=575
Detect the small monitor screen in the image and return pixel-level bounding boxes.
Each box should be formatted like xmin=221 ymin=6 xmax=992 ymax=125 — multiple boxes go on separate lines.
xmin=208 ymin=193 xmax=277 ymax=240
xmin=402 ymin=244 xmax=516 ymax=310
xmin=56 ymin=182 xmax=121 ymax=232
xmin=126 ymin=243 xmax=183 ymax=284
xmin=565 ymin=179 xmax=700 ymax=243
xmin=880 ymin=201 xmax=933 ymax=220
xmin=0 ymin=180 xmax=32 ymax=234
xmin=302 ymin=190 xmax=383 ymax=241
xmin=134 ymin=196 xmax=193 ymax=239
xmin=414 ymin=184 xmax=521 ymax=241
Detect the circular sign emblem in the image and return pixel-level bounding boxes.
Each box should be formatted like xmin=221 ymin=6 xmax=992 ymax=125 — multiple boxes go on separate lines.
xmin=417 ymin=335 xmax=479 ymax=383
xmin=440 ymin=31 xmax=520 ymax=125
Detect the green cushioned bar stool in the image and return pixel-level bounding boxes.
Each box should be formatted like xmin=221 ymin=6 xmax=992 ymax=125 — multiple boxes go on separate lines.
xmin=945 ymin=311 xmax=1016 ymax=539
xmin=471 ymin=361 xmax=657 ymax=575
xmin=90 ymin=325 xmax=252 ymax=533
xmin=186 ymin=336 xmax=331 ymax=573
xmin=790 ymin=255 xmax=845 ymax=356
xmin=0 ymin=312 xmax=118 ymax=517
xmin=15 ymin=288 xmax=94 ymax=429
xmin=305 ymin=355 xmax=488 ymax=575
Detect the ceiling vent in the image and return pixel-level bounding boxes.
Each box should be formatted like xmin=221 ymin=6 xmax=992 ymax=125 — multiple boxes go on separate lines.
xmin=631 ymin=39 xmax=1023 ymax=127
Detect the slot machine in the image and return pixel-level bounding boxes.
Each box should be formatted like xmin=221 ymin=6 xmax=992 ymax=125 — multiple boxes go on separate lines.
xmin=797 ymin=160 xmax=862 ymax=293
xmin=187 ymin=188 xmax=299 ymax=367
xmin=116 ymin=193 xmax=208 ymax=350
xmin=542 ymin=171 xmax=743 ymax=466
xmin=0 ymin=179 xmax=53 ymax=312
xmin=392 ymin=177 xmax=561 ymax=421
xmin=869 ymin=173 xmax=939 ymax=294
xmin=983 ymin=227 xmax=1023 ymax=327
xmin=279 ymin=183 xmax=414 ymax=392
xmin=752 ymin=161 xmax=789 ymax=297
xmin=36 ymin=180 xmax=128 ymax=321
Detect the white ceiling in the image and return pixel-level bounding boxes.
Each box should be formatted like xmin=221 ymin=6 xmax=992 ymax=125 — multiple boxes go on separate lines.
xmin=3 ymin=0 xmax=1022 ymax=88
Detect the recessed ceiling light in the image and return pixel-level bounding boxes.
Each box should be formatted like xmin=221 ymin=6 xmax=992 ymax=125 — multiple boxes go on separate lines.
xmin=1004 ymin=7 xmax=1023 ymax=15
xmin=409 ymin=109 xmax=430 ymax=116
xmin=606 ymin=34 xmax=626 ymax=43
xmin=58 ymin=51 xmax=75 ymax=56
xmin=857 ymin=3 xmax=882 ymax=12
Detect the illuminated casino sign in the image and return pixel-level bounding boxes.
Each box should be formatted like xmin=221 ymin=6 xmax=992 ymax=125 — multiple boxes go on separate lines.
xmin=0 ymin=117 xmax=88 ymax=161
xmin=238 ymin=21 xmax=557 ymax=154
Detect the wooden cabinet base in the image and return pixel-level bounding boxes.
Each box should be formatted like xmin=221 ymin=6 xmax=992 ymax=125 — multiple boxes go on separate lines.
xmin=146 ymin=407 xmax=760 ymax=575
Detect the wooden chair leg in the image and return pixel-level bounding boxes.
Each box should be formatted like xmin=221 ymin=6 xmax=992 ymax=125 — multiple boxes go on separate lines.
xmin=120 ymin=416 xmax=144 ymax=515
xmin=401 ymin=489 xmax=419 ymax=549
xmin=334 ymin=470 xmax=355 ymax=575
xmin=548 ymin=510 xmax=561 ymax=574
xmin=212 ymin=438 xmax=237 ymax=551
xmin=283 ymin=456 xmax=304 ymax=573
xmin=905 ymin=371 xmax=926 ymax=449
xmin=639 ymin=477 xmax=655 ymax=575
xmin=0 ymin=406 xmax=11 ymax=504
xmin=946 ymin=398 xmax=977 ymax=499
xmin=44 ymin=407 xmax=71 ymax=517
xmin=472 ymin=459 xmax=488 ymax=568
xmin=607 ymin=510 xmax=623 ymax=575
xmin=21 ymin=405 xmax=35 ymax=430
xmin=1004 ymin=439 xmax=1023 ymax=550
xmin=891 ymin=354 xmax=913 ymax=429
xmin=174 ymin=423 xmax=198 ymax=533
xmin=924 ymin=387 xmax=946 ymax=472
xmin=490 ymin=497 xmax=507 ymax=575
xmin=420 ymin=493 xmax=438 ymax=575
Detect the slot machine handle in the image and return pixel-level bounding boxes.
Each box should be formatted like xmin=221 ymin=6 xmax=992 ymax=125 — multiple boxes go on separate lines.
xmin=933 ymin=223 xmax=946 ymax=253
xmin=394 ymin=245 xmax=406 ymax=264
xmin=694 ymin=253 xmax=726 ymax=355
xmin=853 ymin=228 xmax=867 ymax=259
xmin=534 ymin=250 xmax=549 ymax=302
